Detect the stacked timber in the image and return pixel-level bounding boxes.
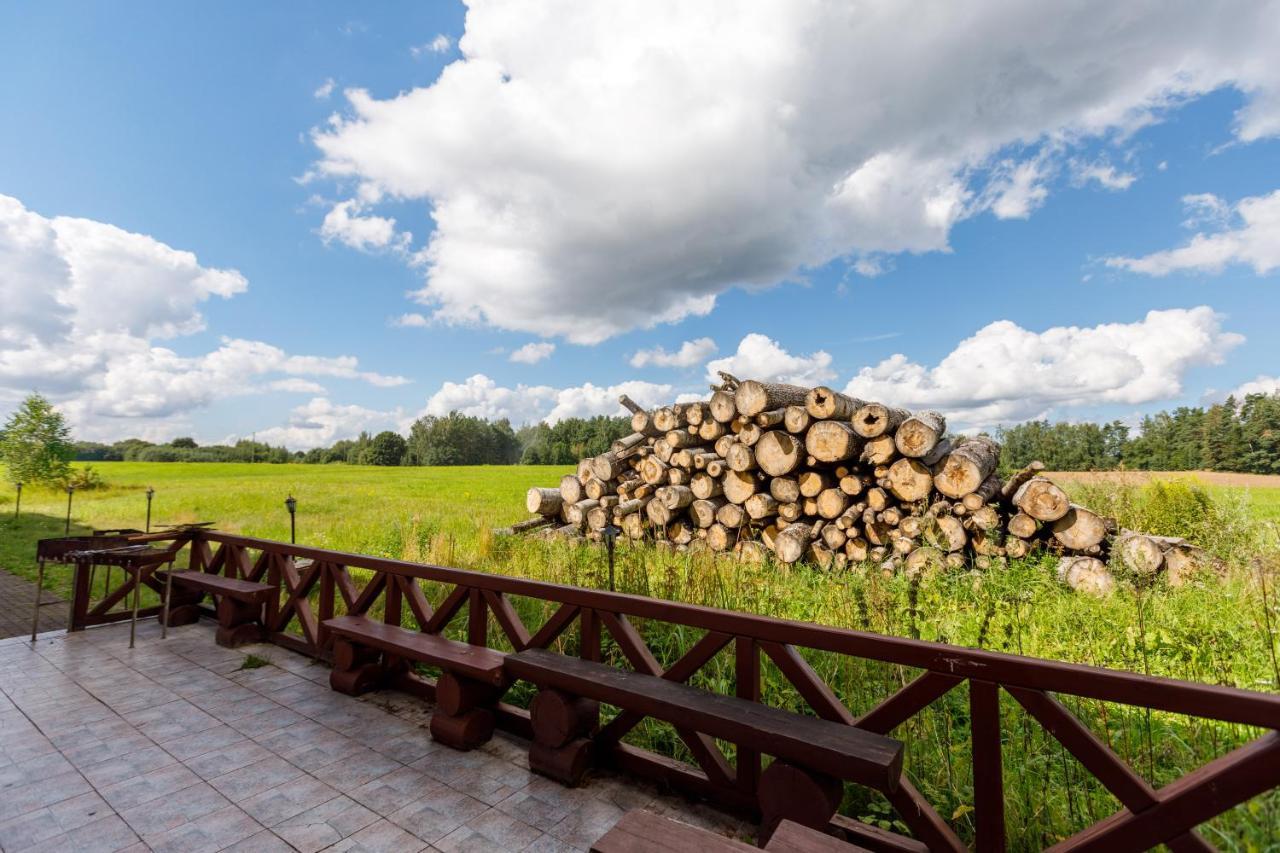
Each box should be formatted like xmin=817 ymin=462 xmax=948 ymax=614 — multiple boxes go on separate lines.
xmin=507 ymin=376 xmax=1211 ymax=594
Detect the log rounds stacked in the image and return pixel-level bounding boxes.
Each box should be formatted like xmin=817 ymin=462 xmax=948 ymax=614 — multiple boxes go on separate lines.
xmin=509 ymin=379 xmax=1210 ymax=595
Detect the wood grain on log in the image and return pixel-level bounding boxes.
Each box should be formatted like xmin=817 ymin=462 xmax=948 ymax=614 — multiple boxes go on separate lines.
xmin=805 ymin=421 xmax=862 ymax=463
xmin=755 ymin=430 xmax=803 ymax=476
xmin=527 ymin=487 xmax=563 ymax=516
xmin=1013 ymin=477 xmax=1070 ymax=522
xmin=895 ymin=411 xmax=946 ymax=458
xmin=852 ymin=403 xmax=910 ymax=438
xmin=783 ymin=406 xmax=811 ymax=434
xmin=735 ymin=380 xmax=810 ymax=417
xmin=805 ymin=387 xmax=864 ymax=420
xmin=886 ymin=458 xmax=932 ymax=502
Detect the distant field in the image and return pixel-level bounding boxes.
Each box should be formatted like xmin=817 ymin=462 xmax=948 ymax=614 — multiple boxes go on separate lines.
xmin=1048 ymin=469 xmax=1280 ymax=521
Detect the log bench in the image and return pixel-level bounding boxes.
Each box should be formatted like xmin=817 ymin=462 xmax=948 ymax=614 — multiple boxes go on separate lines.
xmin=505 ymin=648 xmax=903 ymax=842
xmin=322 ymin=614 xmax=508 ymax=750
xmin=590 ymin=810 xmax=874 ymax=852
xmin=158 ymin=570 xmax=274 ymax=648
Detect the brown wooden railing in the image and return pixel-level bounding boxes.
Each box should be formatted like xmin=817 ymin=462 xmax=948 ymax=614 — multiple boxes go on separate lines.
xmin=67 ymin=529 xmax=1280 ymax=851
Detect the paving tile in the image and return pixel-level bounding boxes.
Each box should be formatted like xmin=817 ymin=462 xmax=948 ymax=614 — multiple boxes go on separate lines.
xmin=493 ymin=779 xmax=593 ymax=833
xmin=348 ymin=765 xmax=435 ymax=816
xmin=434 ymin=807 xmax=543 ymax=852
xmin=386 ymin=784 xmax=489 ymax=844
xmin=0 ymin=769 xmax=94 ymax=823
xmin=327 ymin=817 xmax=430 ymax=853
xmin=208 ymin=755 xmax=305 ymax=802
xmin=80 ymin=744 xmax=178 ymax=787
xmin=21 ymin=812 xmax=140 ymax=853
xmin=238 ymin=774 xmax=340 ymax=827
xmin=545 ymin=797 xmax=625 ymax=849
xmin=153 ymin=723 xmax=245 ymax=761
xmin=219 ymin=828 xmax=297 ymax=852
xmin=98 ymin=762 xmax=202 ymax=811
xmin=142 ymin=804 xmax=263 ymax=853
xmin=225 ymin=704 xmax=306 ymax=737
xmin=117 ymin=781 xmax=230 ymax=836
xmin=183 ymin=737 xmax=275 ymax=780
xmin=272 ymin=794 xmax=381 ymax=852
xmin=369 ymin=729 xmax=441 ymax=765
xmin=314 ymin=746 xmax=402 ymax=791
xmin=521 ymin=833 xmax=582 ymax=853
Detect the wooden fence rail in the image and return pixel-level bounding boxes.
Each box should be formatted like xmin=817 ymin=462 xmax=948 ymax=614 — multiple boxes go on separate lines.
xmin=65 ymin=529 xmax=1280 ymax=851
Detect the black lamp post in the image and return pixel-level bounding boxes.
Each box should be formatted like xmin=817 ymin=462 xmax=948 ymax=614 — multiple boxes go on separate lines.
xmin=145 ymin=487 xmax=155 ymax=533
xmin=602 ymin=523 xmax=620 ymax=592
xmin=13 ymin=482 xmax=20 ymax=519
xmin=285 ymin=495 xmax=297 ymax=544
xmin=64 ymin=485 xmax=75 ymax=535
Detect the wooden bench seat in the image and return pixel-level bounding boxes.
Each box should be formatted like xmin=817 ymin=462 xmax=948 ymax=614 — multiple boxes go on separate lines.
xmin=158 ymin=570 xmax=274 ymax=648
xmin=322 ymin=614 xmax=508 ymax=750
xmin=590 ymin=809 xmax=755 ymax=851
xmin=162 ymin=570 xmax=275 ymax=601
xmin=505 ymin=648 xmax=902 ymax=789
xmin=323 ymin=615 xmax=506 ymax=685
xmin=590 ymin=811 xmax=874 ymax=853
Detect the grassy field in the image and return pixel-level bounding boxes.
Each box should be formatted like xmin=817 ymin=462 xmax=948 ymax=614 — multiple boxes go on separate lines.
xmin=1 ymin=462 xmax=1278 ymax=848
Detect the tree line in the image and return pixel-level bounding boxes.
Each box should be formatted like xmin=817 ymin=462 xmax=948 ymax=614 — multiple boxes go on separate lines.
xmin=72 ymin=411 xmax=633 ymax=467
xmin=997 ymin=392 xmax=1280 ymax=474
xmin=53 ymin=389 xmax=1280 ymax=473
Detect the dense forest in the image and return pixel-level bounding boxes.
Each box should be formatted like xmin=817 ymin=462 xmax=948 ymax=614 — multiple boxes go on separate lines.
xmin=75 ymin=412 xmax=632 ymax=467
xmin=996 ymin=392 xmax=1280 ymax=474
xmin=74 ymin=391 xmax=1280 ymax=473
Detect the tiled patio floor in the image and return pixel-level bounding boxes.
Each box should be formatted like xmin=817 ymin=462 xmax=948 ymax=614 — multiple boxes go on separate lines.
xmin=0 ymin=571 xmax=65 ymax=641
xmin=0 ymin=620 xmax=749 ymax=852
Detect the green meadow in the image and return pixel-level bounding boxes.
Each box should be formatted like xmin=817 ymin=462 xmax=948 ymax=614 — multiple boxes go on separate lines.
xmin=1 ymin=461 xmax=1278 ymax=848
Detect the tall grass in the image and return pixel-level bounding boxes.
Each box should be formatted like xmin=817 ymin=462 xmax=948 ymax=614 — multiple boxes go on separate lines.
xmin=2 ymin=464 xmax=1278 ymax=847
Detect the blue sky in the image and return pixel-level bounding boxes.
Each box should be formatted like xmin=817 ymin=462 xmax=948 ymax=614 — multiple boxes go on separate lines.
xmin=2 ymin=1 xmax=1278 ymax=448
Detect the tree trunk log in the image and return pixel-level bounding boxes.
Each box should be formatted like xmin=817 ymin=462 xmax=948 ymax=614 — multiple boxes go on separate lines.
xmin=886 ymin=458 xmax=932 ymax=502
xmin=716 ymin=502 xmax=747 ymax=529
xmin=860 ymin=434 xmax=897 ymax=466
xmin=1013 ymin=477 xmax=1070 ymax=522
xmin=805 ymin=387 xmax=864 ymax=420
xmin=773 ymin=522 xmax=816 ymax=564
xmin=745 ymin=493 xmax=779 ymax=520
xmin=1057 ymin=556 xmax=1115 ymax=596
xmin=924 ymin=515 xmax=967 ymax=552
xmin=722 ymin=470 xmax=758 ymax=504
xmin=805 ymin=421 xmax=862 ymax=463
xmin=527 ymin=487 xmax=563 ymax=516
xmin=769 ymin=476 xmax=801 ymax=503
xmin=690 ymin=472 xmax=724 ymax=500
xmin=852 ymin=403 xmax=910 ymax=438
xmin=784 ymin=405 xmax=812 ymax=434
xmin=709 ymin=390 xmax=738 ymax=423
xmin=559 ymin=475 xmax=584 ymax=506
xmin=690 ymin=498 xmax=726 ymax=528
xmin=895 ymin=411 xmax=946 ymax=458
xmin=725 ymin=442 xmax=757 ymax=472
xmin=960 ymin=474 xmax=1002 ymax=510
xmin=933 ymin=436 xmax=1001 ymax=499
xmin=1007 ymin=512 xmax=1038 ymax=539
xmin=816 ymin=488 xmax=848 ymax=519
xmin=1050 ymin=505 xmax=1114 ymax=551
xmin=755 ymin=430 xmax=803 ymax=476
xmin=735 ymin=380 xmax=811 ymax=417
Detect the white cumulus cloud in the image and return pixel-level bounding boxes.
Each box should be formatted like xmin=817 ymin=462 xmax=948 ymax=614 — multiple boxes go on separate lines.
xmin=319 ymin=199 xmax=409 ymax=252
xmin=1106 ymin=189 xmax=1280 ymax=276
xmin=256 ymin=397 xmax=405 ymax=451
xmin=424 ymin=374 xmax=673 ymax=425
xmin=0 ymin=193 xmax=407 ymax=440
xmin=310 ymin=0 xmax=1280 ymax=341
xmin=411 ymin=34 xmax=453 ymax=57
xmin=314 ymin=78 xmax=336 ymax=100
xmin=630 ymin=338 xmax=717 ymax=369
xmin=843 ymin=307 xmax=1243 ymax=430
xmin=705 ymin=334 xmax=834 ymax=387
xmin=509 ymin=342 xmax=555 ymax=364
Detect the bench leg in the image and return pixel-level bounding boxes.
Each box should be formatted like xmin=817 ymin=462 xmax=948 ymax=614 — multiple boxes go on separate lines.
xmin=429 ymin=671 xmax=501 ymax=751
xmin=756 ymin=760 xmax=843 ymax=846
xmin=214 ymin=597 xmax=266 ymax=648
xmin=527 ymin=688 xmax=598 ymax=786
xmin=330 ymin=639 xmax=384 ymax=696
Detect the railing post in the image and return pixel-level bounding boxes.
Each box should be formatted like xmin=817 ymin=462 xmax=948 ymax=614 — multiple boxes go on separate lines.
xmin=467 ymin=588 xmax=486 ymax=646
xmin=736 ymin=636 xmax=761 ymax=795
xmin=385 ymin=573 xmax=403 ymax=628
xmin=69 ymin=557 xmax=91 ymax=632
xmin=971 ymin=679 xmax=1005 ymax=852
xmin=580 ymin=608 xmax=601 ymax=662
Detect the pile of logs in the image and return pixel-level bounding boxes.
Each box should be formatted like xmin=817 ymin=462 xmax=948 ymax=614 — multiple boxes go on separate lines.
xmin=508 ymin=375 xmax=1210 ymax=593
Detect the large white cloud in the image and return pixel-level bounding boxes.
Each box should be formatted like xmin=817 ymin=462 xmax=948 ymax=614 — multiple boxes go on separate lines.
xmin=425 ymin=373 xmax=673 ymax=425
xmin=630 ymin=338 xmax=717 ymax=369
xmin=1106 ymin=189 xmax=1280 ymax=276
xmin=310 ymin=0 xmax=1280 ymax=341
xmin=0 ymin=194 xmax=407 ymax=440
xmin=705 ymin=333 xmax=834 ymax=386
xmin=843 ymin=307 xmax=1243 ymax=429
